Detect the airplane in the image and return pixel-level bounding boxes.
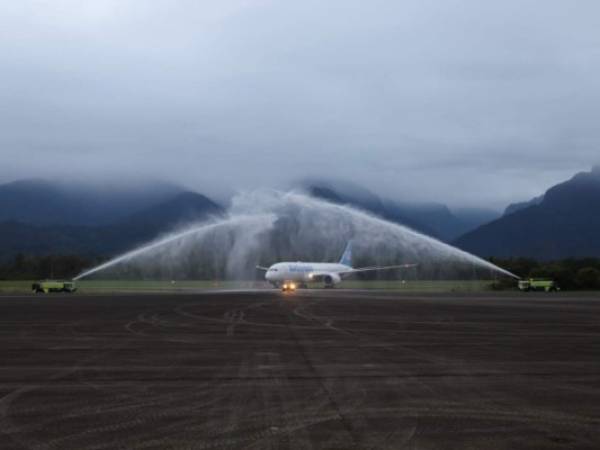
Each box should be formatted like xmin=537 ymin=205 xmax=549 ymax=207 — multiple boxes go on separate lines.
xmin=257 ymin=241 xmax=416 ymax=292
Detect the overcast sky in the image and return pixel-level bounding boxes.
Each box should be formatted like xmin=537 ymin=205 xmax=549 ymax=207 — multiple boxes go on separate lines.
xmin=1 ymin=0 xmax=599 ymax=208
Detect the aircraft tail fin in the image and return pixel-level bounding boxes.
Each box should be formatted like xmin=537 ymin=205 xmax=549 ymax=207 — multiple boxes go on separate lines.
xmin=339 ymin=241 xmax=352 ymax=266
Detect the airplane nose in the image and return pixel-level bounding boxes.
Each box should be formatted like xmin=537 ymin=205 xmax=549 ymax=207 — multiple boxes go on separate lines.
xmin=265 ymin=271 xmax=273 ymax=281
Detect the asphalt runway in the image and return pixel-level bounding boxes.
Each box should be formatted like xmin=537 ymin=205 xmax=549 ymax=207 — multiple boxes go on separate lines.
xmin=0 ymin=290 xmax=599 ymax=449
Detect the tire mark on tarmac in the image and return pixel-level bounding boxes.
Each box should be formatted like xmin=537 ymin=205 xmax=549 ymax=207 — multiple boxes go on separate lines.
xmin=293 ymin=297 xmax=427 ymax=450
xmin=35 ymin=301 xmax=243 ymax=450
xmin=280 ymin=299 xmax=363 ymax=449
xmin=222 ymin=301 xmax=266 ymax=337
xmin=295 ymin=295 xmax=600 ymax=448
xmin=169 ymin=298 xmax=351 ymax=449
xmin=0 ymin=344 xmax=126 ymax=449
xmin=4 ymin=293 xmax=599 ymax=449
xmin=285 ymin=296 xmax=577 ymax=449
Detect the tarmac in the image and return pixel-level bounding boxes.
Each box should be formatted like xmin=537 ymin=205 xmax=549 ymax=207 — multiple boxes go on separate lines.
xmin=0 ymin=290 xmax=599 ymax=449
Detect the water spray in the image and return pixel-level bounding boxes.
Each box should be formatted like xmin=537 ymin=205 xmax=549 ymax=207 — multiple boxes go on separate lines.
xmin=73 ymin=190 xmax=519 ymax=281
xmin=73 ymin=213 xmax=276 ymax=280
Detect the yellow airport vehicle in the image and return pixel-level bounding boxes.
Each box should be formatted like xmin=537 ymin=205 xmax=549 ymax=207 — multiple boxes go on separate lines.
xmin=32 ymin=280 xmax=77 ymax=294
xmin=518 ymin=278 xmax=559 ymax=292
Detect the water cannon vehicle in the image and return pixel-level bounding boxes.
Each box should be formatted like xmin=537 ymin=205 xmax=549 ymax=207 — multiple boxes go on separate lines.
xmin=518 ymin=278 xmax=559 ymax=292
xmin=32 ymin=280 xmax=77 ymax=294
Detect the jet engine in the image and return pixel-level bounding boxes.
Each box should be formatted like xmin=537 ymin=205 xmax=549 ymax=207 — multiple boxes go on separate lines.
xmin=322 ymin=273 xmax=341 ymax=287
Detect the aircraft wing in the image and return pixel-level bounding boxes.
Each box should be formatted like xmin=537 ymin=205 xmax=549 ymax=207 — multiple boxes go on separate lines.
xmin=256 ymin=265 xmax=269 ymax=271
xmin=338 ymin=264 xmax=417 ymax=276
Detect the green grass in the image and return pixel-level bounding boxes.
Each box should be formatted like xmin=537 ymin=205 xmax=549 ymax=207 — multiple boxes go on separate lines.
xmin=76 ymin=280 xmax=253 ymax=292
xmin=0 ymin=280 xmax=38 ymax=293
xmin=0 ymin=279 xmax=497 ymax=294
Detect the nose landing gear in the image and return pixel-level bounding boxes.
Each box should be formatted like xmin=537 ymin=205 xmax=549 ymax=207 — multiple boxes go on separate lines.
xmin=281 ymin=282 xmax=297 ymax=292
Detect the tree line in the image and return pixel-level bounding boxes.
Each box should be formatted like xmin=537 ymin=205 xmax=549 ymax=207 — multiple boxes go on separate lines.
xmin=0 ymin=254 xmax=96 ymax=280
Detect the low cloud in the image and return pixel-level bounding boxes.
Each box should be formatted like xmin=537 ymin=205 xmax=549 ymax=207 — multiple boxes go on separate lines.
xmin=1 ymin=0 xmax=598 ymax=208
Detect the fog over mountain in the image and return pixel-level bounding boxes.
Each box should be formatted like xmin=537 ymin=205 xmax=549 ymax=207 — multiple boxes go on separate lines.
xmin=0 ymin=167 xmax=598 ymax=260
xmin=1 ymin=1 xmax=599 ymax=208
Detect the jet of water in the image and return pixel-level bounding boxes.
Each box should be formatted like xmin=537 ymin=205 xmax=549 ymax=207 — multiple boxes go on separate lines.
xmin=73 ymin=190 xmax=518 ymax=280
xmin=73 ymin=213 xmax=276 ymax=280
xmin=236 ymin=190 xmax=519 ymax=279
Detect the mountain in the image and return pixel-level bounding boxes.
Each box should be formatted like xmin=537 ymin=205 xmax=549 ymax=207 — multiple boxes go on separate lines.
xmin=383 ymin=201 xmax=499 ymax=241
xmin=0 ymin=221 xmax=94 ymax=258
xmin=455 ymin=167 xmax=600 ymax=259
xmin=383 ymin=200 xmax=462 ymax=240
xmin=452 ymin=208 xmax=501 ymax=232
xmin=303 ymin=181 xmax=437 ymax=236
xmin=504 ymin=195 xmax=544 ymax=216
xmin=101 ymin=191 xmax=223 ymax=252
xmin=0 ymin=178 xmax=183 ymax=226
xmin=0 ymin=190 xmax=224 ymax=260
xmin=301 ymin=180 xmax=496 ymax=241
xmin=121 ymin=191 xmax=222 ymax=232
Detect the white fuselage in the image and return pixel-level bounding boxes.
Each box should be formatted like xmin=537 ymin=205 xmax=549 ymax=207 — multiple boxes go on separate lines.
xmin=265 ymin=262 xmax=351 ymax=283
